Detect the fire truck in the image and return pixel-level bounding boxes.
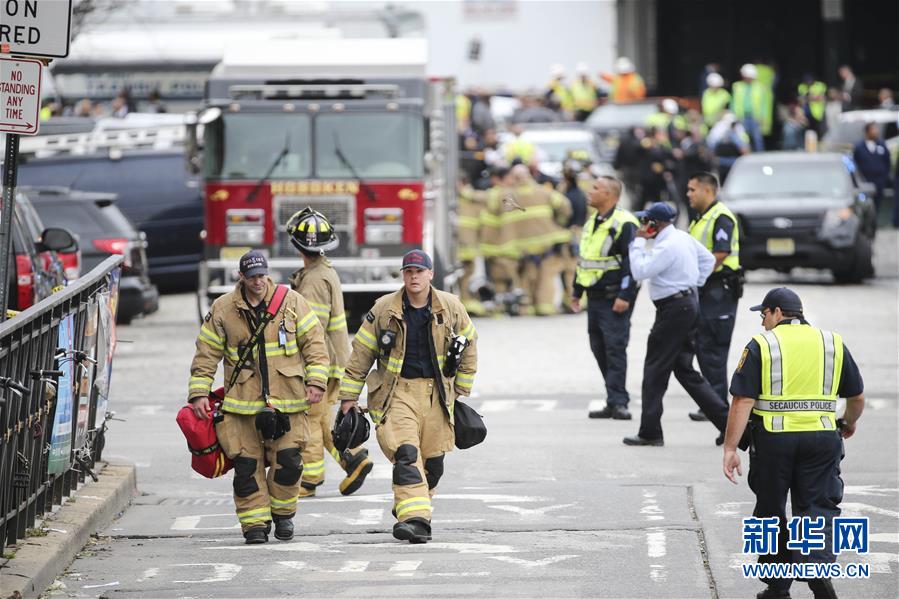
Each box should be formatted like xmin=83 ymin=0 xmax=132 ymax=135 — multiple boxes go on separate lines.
xmin=187 ymin=38 xmax=458 ymax=320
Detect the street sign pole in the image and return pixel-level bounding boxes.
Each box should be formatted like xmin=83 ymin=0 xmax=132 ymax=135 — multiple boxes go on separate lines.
xmin=0 ymin=132 xmax=20 ymax=321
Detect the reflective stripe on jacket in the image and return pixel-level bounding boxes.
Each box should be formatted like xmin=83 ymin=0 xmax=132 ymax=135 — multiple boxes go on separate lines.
xmin=688 ymin=201 xmax=740 ymax=272
xmin=752 ymin=323 xmax=844 ymax=432
xmin=575 ymin=207 xmax=639 ymax=288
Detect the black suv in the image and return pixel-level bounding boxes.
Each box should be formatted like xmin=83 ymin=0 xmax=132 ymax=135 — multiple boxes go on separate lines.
xmin=23 ymin=187 xmax=160 ymax=323
xmin=721 ymin=152 xmax=877 ymax=284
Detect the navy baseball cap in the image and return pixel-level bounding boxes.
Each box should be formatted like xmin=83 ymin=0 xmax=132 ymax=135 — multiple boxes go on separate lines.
xmin=635 ymin=202 xmax=677 ymax=222
xmin=749 ymin=287 xmax=804 ymax=313
xmin=401 ymin=249 xmax=433 ymax=271
xmin=239 ymin=250 xmax=268 ymax=277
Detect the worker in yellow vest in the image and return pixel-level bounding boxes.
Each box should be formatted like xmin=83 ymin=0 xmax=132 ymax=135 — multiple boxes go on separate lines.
xmin=687 ymin=172 xmax=742 ymax=422
xmin=724 ymin=287 xmax=865 ymax=599
xmin=503 ymin=124 xmax=537 ymax=165
xmin=702 ymin=73 xmax=731 ymax=126
xmin=455 ymin=93 xmax=472 ymax=134
xmin=731 ymin=64 xmax=771 ymax=151
xmin=546 ymin=64 xmax=574 ymax=120
xmin=600 ymin=57 xmax=646 ymax=103
xmin=570 ymin=62 xmax=599 ymax=121
xmin=798 ymin=75 xmax=827 ymax=135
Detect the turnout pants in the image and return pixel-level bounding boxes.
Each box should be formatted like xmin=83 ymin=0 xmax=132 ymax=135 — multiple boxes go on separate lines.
xmin=748 ymin=425 xmax=844 ymax=593
xmin=638 ymin=294 xmax=729 ymax=440
xmin=696 ymin=284 xmax=738 ymax=404
xmin=376 ymin=378 xmax=454 ymax=523
xmin=521 ymin=253 xmax=561 ymax=315
xmin=301 ymin=378 xmax=367 ymax=489
xmin=216 ymin=411 xmax=309 ymax=532
xmin=586 ymin=296 xmax=634 ymax=407
xmin=489 ymin=257 xmax=521 ymax=295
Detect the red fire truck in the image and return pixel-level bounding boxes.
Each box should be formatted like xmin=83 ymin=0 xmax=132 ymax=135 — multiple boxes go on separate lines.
xmin=188 ymin=38 xmax=458 ymax=320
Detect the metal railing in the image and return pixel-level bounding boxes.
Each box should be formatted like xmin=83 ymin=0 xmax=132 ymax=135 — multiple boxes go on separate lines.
xmin=0 ymin=256 xmax=123 ymax=547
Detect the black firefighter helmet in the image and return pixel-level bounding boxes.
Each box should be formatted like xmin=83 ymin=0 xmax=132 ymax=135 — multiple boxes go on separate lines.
xmin=286 ymin=207 xmax=339 ymax=254
xmin=331 ymin=406 xmax=370 ymax=454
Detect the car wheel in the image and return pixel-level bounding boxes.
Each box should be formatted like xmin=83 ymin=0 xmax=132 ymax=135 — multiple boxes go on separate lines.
xmin=831 ymin=236 xmax=874 ymax=284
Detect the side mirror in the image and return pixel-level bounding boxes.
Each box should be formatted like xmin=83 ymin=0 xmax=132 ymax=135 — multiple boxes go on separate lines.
xmin=38 ymin=227 xmax=78 ymax=253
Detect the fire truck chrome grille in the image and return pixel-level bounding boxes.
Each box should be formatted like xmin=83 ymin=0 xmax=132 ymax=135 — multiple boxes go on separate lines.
xmin=274 ymin=195 xmax=356 ymax=258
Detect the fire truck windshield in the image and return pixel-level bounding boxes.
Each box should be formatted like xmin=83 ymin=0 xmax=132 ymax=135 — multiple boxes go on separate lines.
xmin=204 ymin=113 xmax=312 ymax=179
xmin=315 ymin=113 xmax=423 ymax=179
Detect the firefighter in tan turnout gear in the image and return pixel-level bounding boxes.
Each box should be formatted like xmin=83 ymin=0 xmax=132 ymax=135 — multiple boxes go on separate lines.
xmin=338 ymin=250 xmax=478 ymax=544
xmin=287 ymin=208 xmax=373 ymax=497
xmin=188 ymin=250 xmax=330 ymax=544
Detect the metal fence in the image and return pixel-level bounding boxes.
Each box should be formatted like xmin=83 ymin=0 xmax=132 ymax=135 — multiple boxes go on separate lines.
xmin=1 ymin=255 xmax=123 ymax=547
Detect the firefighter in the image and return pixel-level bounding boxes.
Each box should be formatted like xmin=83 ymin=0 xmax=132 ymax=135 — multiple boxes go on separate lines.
xmin=478 ymin=166 xmax=524 ymax=312
xmin=456 ymin=177 xmax=488 ymax=316
xmin=503 ymin=164 xmax=572 ymax=315
xmin=724 ymin=288 xmax=865 ymax=599
xmin=188 ymin=250 xmax=330 ymax=544
xmin=338 ymin=250 xmax=478 ymax=544
xmin=287 ymin=208 xmax=374 ymax=498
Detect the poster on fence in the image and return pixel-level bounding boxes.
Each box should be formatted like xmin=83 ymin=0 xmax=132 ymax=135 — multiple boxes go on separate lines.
xmin=94 ymin=290 xmax=114 ymax=423
xmin=74 ymin=298 xmax=99 ymax=452
xmin=48 ymin=314 xmax=75 ymax=474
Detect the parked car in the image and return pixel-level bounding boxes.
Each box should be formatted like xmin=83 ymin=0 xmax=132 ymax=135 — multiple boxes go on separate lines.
xmin=23 ymin=187 xmax=160 ymax=323
xmin=4 ymin=193 xmax=78 ymax=310
xmin=820 ymin=109 xmax=899 ymax=155
xmin=721 ymin=152 xmax=877 ymax=284
xmin=17 ymin=148 xmax=203 ymax=291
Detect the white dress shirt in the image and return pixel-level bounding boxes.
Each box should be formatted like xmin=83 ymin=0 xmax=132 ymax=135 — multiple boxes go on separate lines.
xmin=629 ymin=224 xmax=715 ymax=301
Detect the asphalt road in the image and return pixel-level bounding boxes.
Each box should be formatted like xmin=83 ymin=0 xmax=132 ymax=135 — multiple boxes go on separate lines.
xmin=45 ymin=233 xmax=898 ymax=599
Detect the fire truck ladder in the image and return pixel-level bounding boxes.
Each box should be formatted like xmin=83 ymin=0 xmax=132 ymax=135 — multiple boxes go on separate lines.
xmin=10 ymin=124 xmax=186 ymax=159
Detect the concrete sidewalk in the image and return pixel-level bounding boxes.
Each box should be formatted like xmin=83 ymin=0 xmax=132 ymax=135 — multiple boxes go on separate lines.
xmin=0 ymin=462 xmax=136 ymax=599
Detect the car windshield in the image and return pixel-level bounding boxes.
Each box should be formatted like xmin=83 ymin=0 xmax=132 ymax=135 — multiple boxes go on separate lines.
xmin=725 ymin=161 xmax=851 ymax=198
xmin=315 ymin=112 xmax=423 ymax=179
xmin=204 ymin=114 xmax=312 ymax=179
xmin=587 ymin=103 xmax=656 ymax=129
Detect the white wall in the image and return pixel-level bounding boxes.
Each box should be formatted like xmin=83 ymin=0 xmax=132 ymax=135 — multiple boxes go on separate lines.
xmin=399 ymin=0 xmax=617 ymax=91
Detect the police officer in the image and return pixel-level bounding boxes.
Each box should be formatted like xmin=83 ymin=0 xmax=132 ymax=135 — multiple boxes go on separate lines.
xmin=188 ymin=251 xmax=330 ymax=544
xmin=571 ymin=176 xmax=639 ymax=420
xmin=687 ymin=172 xmax=743 ymax=422
xmin=724 ymin=288 xmax=864 ymax=599
xmin=338 ymin=250 xmax=478 ymax=544
xmin=624 ymin=203 xmax=729 ymax=446
xmin=287 ymin=208 xmax=373 ymax=498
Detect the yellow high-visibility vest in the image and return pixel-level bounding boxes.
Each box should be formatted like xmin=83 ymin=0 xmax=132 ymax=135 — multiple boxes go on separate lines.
xmin=504 ymin=138 xmax=536 ymax=164
xmin=732 ymin=80 xmax=773 ymax=134
xmin=702 ymin=88 xmax=731 ymax=125
xmin=798 ymin=81 xmax=827 ymax=122
xmin=570 ymin=79 xmax=598 ymax=112
xmin=752 ymin=323 xmax=844 ymax=432
xmin=575 ymin=207 xmax=639 ymax=288
xmin=689 ymin=201 xmax=740 ymax=272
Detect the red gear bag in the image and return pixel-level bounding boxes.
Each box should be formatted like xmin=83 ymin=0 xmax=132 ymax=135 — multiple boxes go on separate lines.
xmin=176 ymin=387 xmax=232 ymax=478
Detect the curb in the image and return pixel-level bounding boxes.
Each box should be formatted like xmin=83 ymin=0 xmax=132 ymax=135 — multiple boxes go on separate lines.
xmin=0 ymin=462 xmax=137 ymax=599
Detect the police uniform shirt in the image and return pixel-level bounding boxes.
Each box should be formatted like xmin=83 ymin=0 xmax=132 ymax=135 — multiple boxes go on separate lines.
xmin=400 ymin=293 xmax=436 ymax=379
xmin=571 ymin=206 xmax=639 ymax=303
xmin=729 ymin=319 xmax=864 ymax=399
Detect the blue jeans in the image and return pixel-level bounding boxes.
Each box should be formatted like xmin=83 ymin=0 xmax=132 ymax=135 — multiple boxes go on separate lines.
xmin=743 ymin=116 xmax=765 ymax=152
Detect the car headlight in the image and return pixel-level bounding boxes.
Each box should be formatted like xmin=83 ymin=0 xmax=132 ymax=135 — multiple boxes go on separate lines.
xmin=819 ymin=207 xmax=858 ymax=248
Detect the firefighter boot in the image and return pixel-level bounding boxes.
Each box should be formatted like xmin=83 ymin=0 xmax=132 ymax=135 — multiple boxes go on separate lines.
xmin=299 ymin=481 xmax=319 ymax=498
xmin=272 ymin=513 xmax=294 ymax=541
xmin=339 ymin=448 xmax=374 ymax=496
xmin=392 ymin=517 xmax=432 ymax=544
xmin=244 ymin=527 xmax=268 ymax=545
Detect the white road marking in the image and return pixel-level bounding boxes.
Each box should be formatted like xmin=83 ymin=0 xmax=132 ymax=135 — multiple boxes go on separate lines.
xmin=520 ymin=399 xmax=557 ymax=411
xmin=646 ymin=529 xmax=667 ymax=558
xmin=346 ymin=508 xmax=384 ymax=526
xmin=477 ymin=399 xmax=519 ymax=413
xmin=83 ymin=582 xmax=120 ymax=589
xmin=277 ymin=561 xmax=307 ymax=570
xmin=486 ymin=503 xmax=575 ymax=517
xmin=389 ymin=560 xmax=422 ymax=576
xmin=870 ymin=533 xmax=899 ymax=544
xmin=487 ymin=555 xmax=578 ymax=568
xmin=364 ymin=542 xmax=517 ymax=554
xmin=643 ymin=489 xmax=668 ymax=582
xmin=171 ymin=514 xmax=240 ymax=531
xmin=171 ymin=563 xmax=242 ymax=583
xmin=714 ymin=501 xmax=754 ymax=517
xmin=368 ymin=464 xmax=393 ymax=480
xmin=338 ymin=561 xmax=370 ymax=573
xmin=840 ymin=502 xmax=899 ymax=519
xmin=137 ymin=568 xmax=159 ymax=582
xmin=844 ymin=485 xmax=898 ymax=497
xmin=213 ymin=542 xmax=341 ymax=553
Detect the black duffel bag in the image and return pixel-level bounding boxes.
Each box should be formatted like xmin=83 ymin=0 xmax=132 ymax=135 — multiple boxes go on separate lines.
xmin=453 ymin=400 xmax=486 ymax=449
